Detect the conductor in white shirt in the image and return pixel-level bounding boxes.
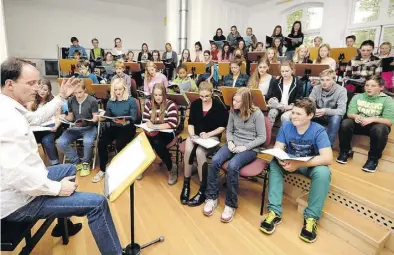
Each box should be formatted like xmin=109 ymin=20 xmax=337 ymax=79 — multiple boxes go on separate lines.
xmin=0 ymin=58 xmax=125 ymax=255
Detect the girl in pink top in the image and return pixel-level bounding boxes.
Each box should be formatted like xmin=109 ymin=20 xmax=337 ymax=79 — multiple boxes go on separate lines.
xmin=218 ymin=42 xmax=233 ymax=62
xmin=144 ymin=61 xmax=169 ymax=94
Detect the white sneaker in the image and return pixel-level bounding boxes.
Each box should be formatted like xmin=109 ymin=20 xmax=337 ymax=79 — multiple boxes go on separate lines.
xmin=221 ymin=205 xmax=236 ymax=223
xmin=92 ymin=171 xmax=105 ymax=183
xmin=203 ymin=199 xmax=218 ymax=217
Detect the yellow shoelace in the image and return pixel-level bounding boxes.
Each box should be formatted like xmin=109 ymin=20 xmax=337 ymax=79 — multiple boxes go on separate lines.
xmin=305 ymin=218 xmax=317 ymax=232
xmin=265 ymin=211 xmax=277 ymax=224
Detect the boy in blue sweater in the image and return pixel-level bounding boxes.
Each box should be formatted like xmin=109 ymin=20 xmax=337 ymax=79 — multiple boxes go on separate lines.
xmin=76 ymin=60 xmax=99 ymax=84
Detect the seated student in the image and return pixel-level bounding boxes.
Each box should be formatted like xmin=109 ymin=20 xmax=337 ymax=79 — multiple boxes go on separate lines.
xmin=210 ymin=42 xmax=220 ymax=62
xmin=170 ymin=64 xmax=198 ymax=132
xmin=313 ymin=44 xmax=336 ymax=71
xmin=309 ymin=69 xmax=347 ymax=145
xmin=152 ymin=50 xmax=161 ymax=62
xmin=196 ymin=50 xmax=215 ymax=86
xmin=233 ymin=48 xmax=246 ymax=63
xmin=111 ymin=61 xmax=137 ymax=98
xmin=213 ymin=28 xmax=226 ymax=41
xmin=292 ymin=44 xmax=312 ymax=64
xmin=260 ymin=98 xmax=332 ymax=243
xmin=112 ymin=37 xmax=126 ymax=61
xmin=141 ymin=83 xmax=179 ymax=183
xmin=144 ymin=61 xmax=168 ymax=95
xmin=247 ymin=58 xmax=273 ymax=96
xmin=181 ymin=81 xmax=228 ymax=206
xmin=125 ymin=51 xmax=136 ymax=62
xmin=138 ymin=43 xmax=152 ymax=62
xmin=223 ymin=58 xmax=250 ymax=87
xmin=102 ymin=52 xmax=116 ymax=82
xmin=27 ymin=79 xmax=62 ymax=166
xmin=273 ymin=37 xmax=283 ymax=57
xmin=345 ymin=35 xmax=361 ymax=56
xmin=219 ymin=42 xmax=233 ymax=62
xmin=191 ymin=41 xmax=204 ymax=62
xmin=162 ymin=43 xmax=178 ymax=80
xmin=254 ymin=42 xmax=265 ymax=52
xmin=57 ymin=79 xmax=99 ymax=177
xmin=266 ymin=48 xmax=280 ymax=64
xmin=344 ymin=40 xmax=381 ymax=99
xmin=203 ymin=87 xmax=266 ymax=222
xmin=284 ymin=21 xmax=304 ymax=60
xmin=72 ymin=50 xmax=81 ymax=61
xmin=67 ymin=36 xmax=87 ymax=58
xmin=94 ymin=78 xmax=138 ymax=183
xmin=227 ymin=25 xmax=241 ymax=49
xmin=314 ymin=36 xmax=323 ymax=48
xmin=1 ymin=58 xmax=126 ymax=255
xmin=245 ymin=27 xmax=258 ymax=51
xmin=337 ymin=76 xmax=394 ymax=172
xmin=266 ymin=60 xmax=303 ymax=128
xmin=179 ymin=49 xmax=191 ymax=65
xmin=376 ymin=41 xmax=394 ymax=93
xmin=76 ymin=60 xmax=99 ymax=84
xmin=237 ymin=39 xmax=248 ymax=61
xmin=89 ymin=38 xmax=105 ymax=72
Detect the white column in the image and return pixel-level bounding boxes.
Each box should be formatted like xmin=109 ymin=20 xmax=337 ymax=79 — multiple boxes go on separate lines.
xmin=166 ymin=0 xmax=179 ymax=53
xmin=0 ymin=0 xmax=8 ymax=62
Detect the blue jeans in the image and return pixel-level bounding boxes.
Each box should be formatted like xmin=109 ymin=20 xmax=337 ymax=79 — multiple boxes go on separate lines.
xmin=285 ymin=50 xmax=295 ymax=60
xmin=57 ymin=126 xmax=98 ymax=164
xmin=34 ymin=131 xmax=60 ymax=165
xmin=206 ymin=144 xmax=257 ymax=208
xmin=314 ymin=115 xmax=342 ymax=146
xmin=4 ymin=164 xmax=122 ymax=255
xmin=267 ymin=160 xmax=331 ymax=219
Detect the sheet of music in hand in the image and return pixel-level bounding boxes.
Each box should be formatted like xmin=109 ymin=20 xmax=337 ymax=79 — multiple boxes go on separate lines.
xmin=135 ymin=123 xmax=174 ymax=133
xmin=262 ymin=148 xmax=314 ymax=162
xmin=193 ymin=137 xmax=220 ymax=149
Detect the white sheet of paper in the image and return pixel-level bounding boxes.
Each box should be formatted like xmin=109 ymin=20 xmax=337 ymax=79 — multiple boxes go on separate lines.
xmin=267 ymin=101 xmax=285 ymax=109
xmin=106 ymin=136 xmax=147 ymax=195
xmin=31 ymin=126 xmax=53 ymax=132
xmin=193 ymin=138 xmax=220 ymax=149
xmin=261 ymin=148 xmax=313 ymax=162
xmin=135 ymin=123 xmax=174 ymax=133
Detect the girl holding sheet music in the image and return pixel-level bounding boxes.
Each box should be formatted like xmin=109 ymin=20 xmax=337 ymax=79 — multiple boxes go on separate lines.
xmin=203 ymin=88 xmax=266 ymax=223
xmin=266 ymin=61 xmax=303 ymax=128
xmin=138 ymin=43 xmax=153 ymax=62
xmin=27 ymin=79 xmax=62 ymax=166
xmin=180 ymin=81 xmax=228 ymax=207
xmin=162 ymin=43 xmax=178 ymax=81
xmin=247 ymin=58 xmax=273 ymax=96
xmin=284 ymin=21 xmax=304 ymax=60
xmin=213 ymin=28 xmax=226 ymax=41
xmin=271 ymin=25 xmax=283 ymax=38
xmin=94 ymin=78 xmax=138 ymax=183
xmin=142 ymin=83 xmax=179 ymax=185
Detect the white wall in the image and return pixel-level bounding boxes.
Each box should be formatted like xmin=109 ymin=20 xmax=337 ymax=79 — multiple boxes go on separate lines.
xmin=188 ymin=0 xmax=249 ymax=51
xmin=0 ymin=0 xmax=8 ymax=62
xmin=248 ymin=0 xmax=351 ymax=48
xmin=3 ymin=0 xmax=166 ymax=59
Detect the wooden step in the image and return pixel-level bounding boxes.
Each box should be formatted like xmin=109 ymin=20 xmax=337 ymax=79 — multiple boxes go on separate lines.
xmin=352 ymin=144 xmax=394 ymax=173
xmin=297 ymin=193 xmax=391 ymax=255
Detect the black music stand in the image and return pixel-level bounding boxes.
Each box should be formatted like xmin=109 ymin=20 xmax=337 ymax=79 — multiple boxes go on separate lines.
xmin=294 ymin=64 xmax=329 ymax=97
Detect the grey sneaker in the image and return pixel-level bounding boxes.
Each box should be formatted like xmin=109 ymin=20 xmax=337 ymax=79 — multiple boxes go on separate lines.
xmin=168 ymin=165 xmax=178 ymax=185
xmin=137 ymin=173 xmax=144 ymax=180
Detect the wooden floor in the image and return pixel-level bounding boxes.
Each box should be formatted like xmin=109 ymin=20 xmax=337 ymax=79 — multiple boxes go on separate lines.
xmin=8 ymin=160 xmax=386 ymax=255
xmin=5 ymin=119 xmax=394 ymax=255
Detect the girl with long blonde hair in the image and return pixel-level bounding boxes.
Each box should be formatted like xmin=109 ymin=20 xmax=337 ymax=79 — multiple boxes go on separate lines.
xmin=141 ymin=83 xmax=179 ymax=184
xmin=95 ymin=78 xmax=138 ymax=183
xmin=203 ymin=87 xmax=267 ymax=223
xmin=247 ymin=58 xmax=273 ymax=95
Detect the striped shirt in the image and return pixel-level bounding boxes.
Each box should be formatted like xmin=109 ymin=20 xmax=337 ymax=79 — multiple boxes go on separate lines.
xmin=142 ymin=99 xmax=178 ymax=129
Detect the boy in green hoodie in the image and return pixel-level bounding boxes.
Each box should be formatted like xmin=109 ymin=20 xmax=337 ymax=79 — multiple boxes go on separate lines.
xmin=337 ymin=76 xmax=394 ymax=172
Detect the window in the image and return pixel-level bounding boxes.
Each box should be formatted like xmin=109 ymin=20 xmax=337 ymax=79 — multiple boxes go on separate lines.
xmin=382 ymin=26 xmax=394 ymax=49
xmin=353 ymin=0 xmax=381 ymax=23
xmin=285 ymin=6 xmax=323 ymax=34
xmin=388 ymin=0 xmax=394 ymax=17
xmin=286 ymin=9 xmax=303 ymax=33
xmin=350 ymin=28 xmax=377 ymax=47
